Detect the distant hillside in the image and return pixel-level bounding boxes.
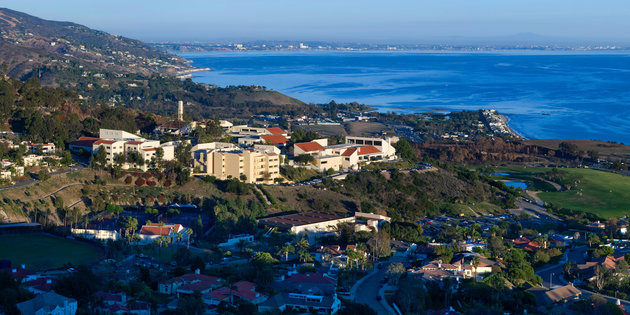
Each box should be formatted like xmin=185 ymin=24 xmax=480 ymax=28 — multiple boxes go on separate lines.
xmin=0 ymin=8 xmax=309 ymax=118
xmin=0 ymin=8 xmax=190 ymax=79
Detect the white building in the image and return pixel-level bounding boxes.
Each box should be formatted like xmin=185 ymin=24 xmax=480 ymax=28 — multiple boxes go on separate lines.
xmin=193 ymin=144 xmax=281 ymax=184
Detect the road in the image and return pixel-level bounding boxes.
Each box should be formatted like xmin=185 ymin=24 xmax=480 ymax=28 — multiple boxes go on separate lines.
xmin=353 ymin=263 xmax=396 ymax=315
xmin=0 ymin=166 xmax=85 ymax=192
xmin=510 ymin=197 xmax=561 ymax=221
xmin=537 ymin=246 xmax=587 ymax=289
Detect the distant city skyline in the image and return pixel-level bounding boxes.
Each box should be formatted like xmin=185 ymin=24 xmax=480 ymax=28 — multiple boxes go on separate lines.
xmin=3 ymin=1 xmax=630 ymax=44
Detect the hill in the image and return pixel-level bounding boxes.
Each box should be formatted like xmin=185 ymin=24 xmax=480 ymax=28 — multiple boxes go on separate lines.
xmin=0 ymin=8 xmax=190 ymax=79
xmin=0 ymin=8 xmax=308 ymax=118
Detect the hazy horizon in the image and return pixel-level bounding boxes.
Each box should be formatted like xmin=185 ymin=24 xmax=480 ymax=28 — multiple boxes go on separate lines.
xmin=3 ymin=1 xmax=630 ymax=45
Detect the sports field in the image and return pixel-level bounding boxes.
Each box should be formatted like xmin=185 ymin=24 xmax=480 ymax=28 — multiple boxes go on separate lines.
xmin=0 ymin=233 xmax=104 ymax=271
xmin=493 ymin=166 xmax=630 ymax=218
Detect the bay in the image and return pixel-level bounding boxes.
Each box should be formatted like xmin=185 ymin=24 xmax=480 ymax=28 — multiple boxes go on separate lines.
xmin=179 ymin=51 xmax=630 ymax=143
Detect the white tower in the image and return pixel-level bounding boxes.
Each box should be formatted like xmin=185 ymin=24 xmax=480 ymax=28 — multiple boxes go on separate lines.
xmin=177 ymin=100 xmax=184 ymax=121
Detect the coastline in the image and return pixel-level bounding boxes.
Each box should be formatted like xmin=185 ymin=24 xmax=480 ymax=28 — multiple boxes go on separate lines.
xmin=502 ymin=114 xmax=529 ymax=140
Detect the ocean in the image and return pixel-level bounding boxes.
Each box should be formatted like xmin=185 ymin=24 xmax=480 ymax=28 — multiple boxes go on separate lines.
xmin=179 ymin=51 xmax=630 ymax=143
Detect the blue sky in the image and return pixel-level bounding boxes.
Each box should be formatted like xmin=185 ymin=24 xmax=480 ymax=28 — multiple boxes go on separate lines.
xmin=3 ymin=0 xmax=630 ymax=43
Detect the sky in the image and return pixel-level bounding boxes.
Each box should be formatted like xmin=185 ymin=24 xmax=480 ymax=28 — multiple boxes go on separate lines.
xmin=3 ymin=0 xmax=630 ymax=43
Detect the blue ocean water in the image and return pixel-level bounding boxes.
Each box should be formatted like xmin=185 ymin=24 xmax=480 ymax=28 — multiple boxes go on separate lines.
xmin=179 ymin=51 xmax=630 ymax=143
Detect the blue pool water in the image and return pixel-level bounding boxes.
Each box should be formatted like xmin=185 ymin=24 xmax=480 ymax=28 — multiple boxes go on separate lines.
xmin=504 ymin=181 xmax=529 ymax=189
xmin=180 ymin=51 xmax=630 ymax=143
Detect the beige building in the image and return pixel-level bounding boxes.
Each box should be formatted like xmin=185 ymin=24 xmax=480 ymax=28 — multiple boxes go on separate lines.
xmin=292 ymin=136 xmax=397 ymax=172
xmin=193 ymin=144 xmax=281 ymax=184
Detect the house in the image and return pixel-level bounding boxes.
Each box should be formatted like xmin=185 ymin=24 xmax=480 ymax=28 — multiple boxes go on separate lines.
xmin=23 ymin=277 xmax=56 ymax=294
xmin=16 ymin=291 xmax=78 ymax=315
xmin=158 ymin=271 xmax=222 ymax=296
xmin=528 ymin=284 xmax=582 ymax=305
xmin=203 ymin=281 xmax=267 ymax=306
xmin=451 ymin=253 xmax=499 ymax=278
xmin=28 ymin=142 xmax=56 ymax=154
xmin=512 ymin=236 xmax=544 ymax=251
xmin=260 ymin=272 xmax=340 ymax=315
xmin=577 ymin=254 xmax=626 ymax=282
xmin=138 ymin=223 xmax=186 ymax=244
xmin=218 ymin=234 xmax=254 ymax=250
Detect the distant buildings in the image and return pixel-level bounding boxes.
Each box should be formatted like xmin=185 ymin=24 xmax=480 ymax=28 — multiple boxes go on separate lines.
xmin=260 ymin=272 xmax=341 ymax=315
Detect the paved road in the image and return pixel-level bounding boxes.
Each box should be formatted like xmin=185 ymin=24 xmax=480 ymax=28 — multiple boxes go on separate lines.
xmin=510 ymin=197 xmax=561 ymax=221
xmin=537 ymin=246 xmax=587 ymax=289
xmin=0 ymin=166 xmax=85 ymax=192
xmin=353 ymin=263 xmax=395 ymax=315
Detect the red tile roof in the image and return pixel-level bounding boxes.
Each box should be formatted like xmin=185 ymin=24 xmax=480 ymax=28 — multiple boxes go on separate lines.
xmin=266 ymin=127 xmax=286 ymax=135
xmin=204 ymin=281 xmax=262 ymax=302
xmin=341 ymin=148 xmax=357 ymax=156
xmin=125 ymin=141 xmax=144 ymax=145
xmin=295 ymin=142 xmax=325 ymax=152
xmin=177 ymin=274 xmax=222 ymax=292
xmin=139 ymin=223 xmax=182 ymax=236
xmin=357 ymin=146 xmax=381 ymax=155
xmin=261 ymin=135 xmax=289 ymax=145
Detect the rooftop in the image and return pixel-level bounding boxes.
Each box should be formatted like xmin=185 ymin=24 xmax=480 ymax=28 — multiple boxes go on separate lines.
xmin=258 ymin=211 xmax=350 ymax=229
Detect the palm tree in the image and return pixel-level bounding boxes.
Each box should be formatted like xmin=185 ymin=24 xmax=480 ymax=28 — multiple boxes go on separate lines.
xmin=472 ymin=256 xmax=481 ymax=280
xmin=296 ymin=238 xmax=309 ymax=252
xmin=298 ymin=249 xmax=312 ymax=263
xmin=186 ymin=228 xmax=194 ymax=249
xmin=278 ymin=244 xmax=295 ymax=261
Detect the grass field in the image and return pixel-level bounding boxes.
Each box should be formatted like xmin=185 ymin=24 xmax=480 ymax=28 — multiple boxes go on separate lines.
xmin=493 ymin=166 xmax=630 ymax=218
xmin=0 ymin=233 xmax=104 ymax=270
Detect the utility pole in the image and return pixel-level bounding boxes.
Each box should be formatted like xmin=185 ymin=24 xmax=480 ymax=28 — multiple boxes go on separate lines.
xmin=550 ymin=273 xmax=553 ymax=289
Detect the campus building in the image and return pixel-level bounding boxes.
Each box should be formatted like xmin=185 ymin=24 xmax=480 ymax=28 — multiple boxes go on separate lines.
xmin=193 ymin=143 xmax=281 ymax=184
xmin=68 ymin=129 xmax=176 ymax=171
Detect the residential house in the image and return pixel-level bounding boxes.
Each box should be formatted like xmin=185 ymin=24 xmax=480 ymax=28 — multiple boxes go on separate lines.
xmin=158 ymin=271 xmax=222 ymax=296
xmin=203 ymin=281 xmax=267 ymax=306
xmin=138 ymin=223 xmax=186 ymax=245
xmin=451 ymin=253 xmax=499 ymax=278
xmin=16 ymin=291 xmax=77 ymax=315
xmin=260 ymin=272 xmax=341 ymax=315
xmin=218 ymin=234 xmax=254 ymax=250
xmin=577 ymin=254 xmax=626 ymax=282
xmin=527 ymin=284 xmax=582 ymax=305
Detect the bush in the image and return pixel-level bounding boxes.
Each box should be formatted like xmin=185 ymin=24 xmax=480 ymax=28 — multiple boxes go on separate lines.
xmin=146 ymin=180 xmax=156 ymax=187
xmin=163 ymin=179 xmax=172 ymax=187
xmin=143 ymin=173 xmax=152 ymax=179
xmin=124 ymin=176 xmax=133 ymax=184
xmin=135 ymin=178 xmax=145 ymax=186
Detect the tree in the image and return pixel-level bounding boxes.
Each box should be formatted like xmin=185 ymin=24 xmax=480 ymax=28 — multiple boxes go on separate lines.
xmin=616 ymin=259 xmax=629 ymax=276
xmin=298 ymin=249 xmax=313 ymax=263
xmin=186 ymin=228 xmax=194 ymax=249
xmin=588 ymin=233 xmax=601 ymax=247
xmin=434 ymin=245 xmax=454 ymax=264
xmin=472 ymin=255 xmax=481 ymax=280
xmin=38 ymin=169 xmax=50 ymax=181
xmin=386 ymin=262 xmax=406 ymax=285
xmin=564 ymin=261 xmax=577 ymax=281
xmin=595 ymin=265 xmax=610 ymax=291
xmin=278 ymin=244 xmax=295 ymax=261
xmin=367 ymin=230 xmax=391 ymax=259
xmin=175 ymin=143 xmax=193 ymax=166
xmin=394 ymin=138 xmax=415 ymax=161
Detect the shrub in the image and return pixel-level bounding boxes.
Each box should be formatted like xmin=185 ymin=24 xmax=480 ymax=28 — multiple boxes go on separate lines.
xmin=135 ymin=178 xmax=145 ymax=186
xmin=164 ymin=179 xmax=172 ymax=187
xmin=143 ymin=173 xmax=152 ymax=179
xmin=147 ymin=180 xmax=156 ymax=187
xmin=124 ymin=176 xmax=133 ymax=184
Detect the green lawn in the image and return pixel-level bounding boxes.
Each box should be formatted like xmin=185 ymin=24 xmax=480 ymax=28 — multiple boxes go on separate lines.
xmin=0 ymin=234 xmax=104 ymax=271
xmin=493 ymin=166 xmax=630 ymax=218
